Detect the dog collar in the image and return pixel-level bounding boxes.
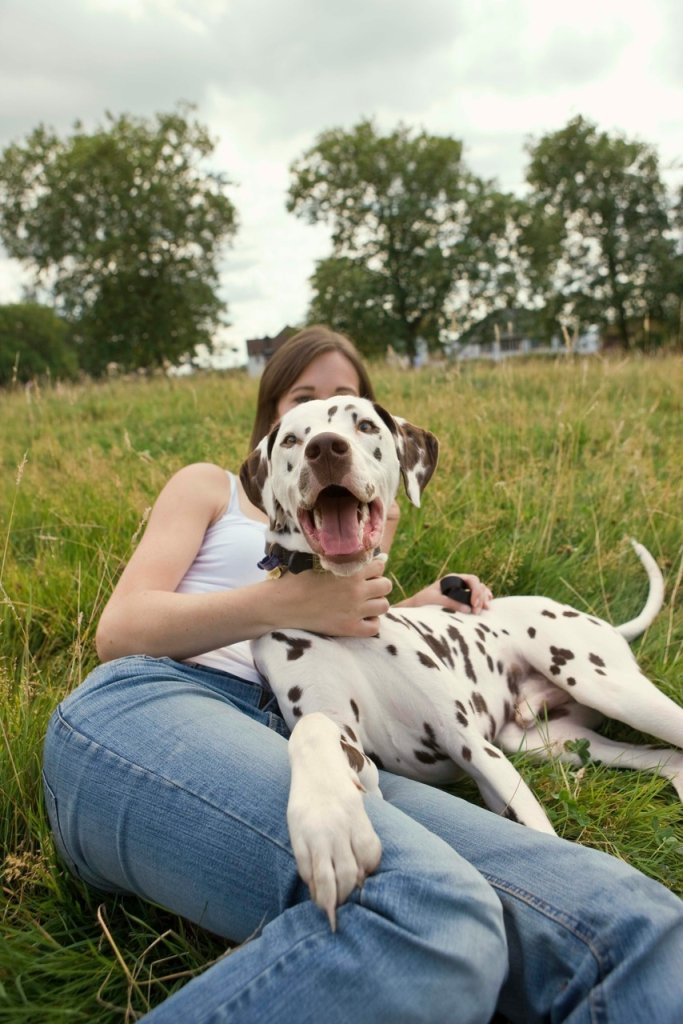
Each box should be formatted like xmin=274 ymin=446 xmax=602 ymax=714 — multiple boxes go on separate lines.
xmin=257 ymin=544 xmax=383 ymax=578
xmin=258 ymin=545 xmax=319 ymax=577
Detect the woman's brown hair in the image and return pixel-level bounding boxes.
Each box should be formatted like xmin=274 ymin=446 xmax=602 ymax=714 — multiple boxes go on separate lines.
xmin=248 ymin=325 xmax=376 ymax=451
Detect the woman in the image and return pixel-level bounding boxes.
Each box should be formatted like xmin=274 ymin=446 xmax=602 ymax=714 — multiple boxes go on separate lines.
xmin=43 ymin=326 xmax=683 ymax=1023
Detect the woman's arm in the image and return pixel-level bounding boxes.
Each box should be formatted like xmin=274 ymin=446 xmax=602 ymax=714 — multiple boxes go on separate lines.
xmin=379 ymin=500 xmax=491 ymax=614
xmin=394 ymin=574 xmax=493 ymax=615
xmin=96 ymin=464 xmax=393 ymax=663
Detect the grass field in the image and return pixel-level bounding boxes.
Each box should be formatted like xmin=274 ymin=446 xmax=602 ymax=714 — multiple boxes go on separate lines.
xmin=1 ymin=353 xmax=682 ymax=1020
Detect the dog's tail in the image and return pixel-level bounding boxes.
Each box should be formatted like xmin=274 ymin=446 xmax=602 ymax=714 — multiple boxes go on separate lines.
xmin=616 ymin=540 xmax=665 ymax=642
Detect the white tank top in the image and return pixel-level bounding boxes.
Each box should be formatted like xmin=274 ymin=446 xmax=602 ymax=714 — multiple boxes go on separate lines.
xmin=176 ymin=471 xmax=267 ymax=682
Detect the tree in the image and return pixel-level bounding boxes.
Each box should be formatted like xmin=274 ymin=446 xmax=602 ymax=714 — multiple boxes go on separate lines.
xmin=0 ymin=303 xmax=78 ymax=385
xmin=524 ymin=115 xmax=679 ymax=347
xmin=0 ymin=106 xmax=238 ymax=373
xmin=288 ymin=120 xmax=512 ymax=362
xmin=308 ymin=257 xmax=411 ymax=357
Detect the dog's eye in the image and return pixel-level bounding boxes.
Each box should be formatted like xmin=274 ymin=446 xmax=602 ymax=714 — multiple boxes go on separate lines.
xmin=357 ymin=418 xmax=378 ymax=434
xmin=280 ymin=433 xmax=298 ymax=448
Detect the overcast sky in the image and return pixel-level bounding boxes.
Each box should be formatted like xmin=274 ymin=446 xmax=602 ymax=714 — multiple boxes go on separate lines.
xmin=1 ymin=0 xmax=681 ymax=360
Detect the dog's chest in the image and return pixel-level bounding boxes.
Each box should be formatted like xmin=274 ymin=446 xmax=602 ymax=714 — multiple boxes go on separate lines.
xmin=254 ymin=606 xmax=520 ymax=781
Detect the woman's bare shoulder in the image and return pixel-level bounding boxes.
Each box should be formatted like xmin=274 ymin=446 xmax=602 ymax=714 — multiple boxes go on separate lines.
xmin=169 ymin=461 xmax=232 ymax=485
xmin=156 ymin=462 xmax=233 ymax=521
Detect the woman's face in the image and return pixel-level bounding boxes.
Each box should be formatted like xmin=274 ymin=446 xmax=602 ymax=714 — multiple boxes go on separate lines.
xmin=275 ymin=351 xmax=362 ymax=422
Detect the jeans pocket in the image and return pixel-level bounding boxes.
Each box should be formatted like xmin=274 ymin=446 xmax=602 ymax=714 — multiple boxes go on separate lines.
xmin=42 ymin=770 xmax=83 ymax=881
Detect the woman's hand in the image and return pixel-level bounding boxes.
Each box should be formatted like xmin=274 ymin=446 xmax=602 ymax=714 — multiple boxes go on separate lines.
xmin=276 ymin=558 xmax=393 ymax=638
xmin=396 ymin=573 xmax=493 ymax=615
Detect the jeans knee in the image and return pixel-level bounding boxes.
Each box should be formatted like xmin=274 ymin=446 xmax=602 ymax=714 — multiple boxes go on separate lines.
xmin=350 ymin=860 xmax=507 ymax=1023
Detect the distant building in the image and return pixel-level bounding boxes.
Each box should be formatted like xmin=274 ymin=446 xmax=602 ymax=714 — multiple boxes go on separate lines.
xmin=246 ymin=326 xmax=297 ymax=377
xmin=452 ymin=309 xmax=600 ymax=362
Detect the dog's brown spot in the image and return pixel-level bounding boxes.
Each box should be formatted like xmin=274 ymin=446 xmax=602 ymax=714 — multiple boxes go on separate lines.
xmin=421 ymin=631 xmax=454 ymax=668
xmin=271 ymin=633 xmax=312 ymax=661
xmin=386 ymin=611 xmax=410 ymax=627
xmin=549 ymin=646 xmax=575 ymax=676
xmin=414 ymin=721 xmax=449 ymax=764
xmin=471 ymin=692 xmax=488 ymax=715
xmin=447 ymin=625 xmax=477 ymax=683
xmin=507 ymin=668 xmax=521 ymax=696
xmin=340 ymin=738 xmax=365 ymax=773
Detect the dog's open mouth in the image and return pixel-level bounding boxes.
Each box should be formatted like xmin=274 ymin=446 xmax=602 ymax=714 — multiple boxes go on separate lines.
xmin=297 ymin=486 xmax=384 ymax=563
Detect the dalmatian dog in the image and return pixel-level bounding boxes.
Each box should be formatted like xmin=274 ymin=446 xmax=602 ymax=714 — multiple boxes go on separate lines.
xmin=240 ymin=397 xmax=683 ymax=928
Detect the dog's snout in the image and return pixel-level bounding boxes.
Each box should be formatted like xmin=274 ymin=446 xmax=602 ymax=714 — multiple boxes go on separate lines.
xmin=305 ymin=433 xmax=350 ymax=463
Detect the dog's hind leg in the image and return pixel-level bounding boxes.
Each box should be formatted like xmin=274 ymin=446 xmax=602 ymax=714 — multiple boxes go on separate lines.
xmin=444 ymin=733 xmax=557 ymax=834
xmin=572 ymin=668 xmax=683 ymax=752
xmin=522 ymin=638 xmax=683 ymax=751
xmin=499 ymin=709 xmax=683 ymax=800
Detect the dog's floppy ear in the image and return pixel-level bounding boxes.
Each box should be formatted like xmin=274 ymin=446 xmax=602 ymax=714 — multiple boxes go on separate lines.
xmin=373 ymin=403 xmax=439 ymax=507
xmin=239 ymin=434 xmax=271 ymax=513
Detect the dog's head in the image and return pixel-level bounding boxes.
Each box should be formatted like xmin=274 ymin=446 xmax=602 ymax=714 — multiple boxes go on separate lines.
xmin=240 ymin=397 xmax=439 ymax=576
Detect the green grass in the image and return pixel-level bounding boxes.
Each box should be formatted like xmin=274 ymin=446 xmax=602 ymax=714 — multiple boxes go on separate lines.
xmin=1 ymin=354 xmax=682 ymax=1019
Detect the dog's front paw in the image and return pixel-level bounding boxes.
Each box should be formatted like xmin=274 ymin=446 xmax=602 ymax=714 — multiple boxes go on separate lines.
xmin=288 ymin=787 xmax=382 ymax=929
xmin=287 ymin=712 xmax=382 ymax=929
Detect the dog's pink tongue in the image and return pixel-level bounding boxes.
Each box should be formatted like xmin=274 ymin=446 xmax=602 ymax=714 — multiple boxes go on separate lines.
xmin=317 ymin=493 xmax=362 ymax=556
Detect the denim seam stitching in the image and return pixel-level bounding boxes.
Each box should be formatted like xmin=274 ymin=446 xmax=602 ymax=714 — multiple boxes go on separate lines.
xmin=482 ymin=872 xmax=611 ymax=1024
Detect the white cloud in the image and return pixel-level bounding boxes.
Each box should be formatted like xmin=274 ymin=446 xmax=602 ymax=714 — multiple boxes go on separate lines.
xmin=0 ymin=0 xmax=681 ymax=352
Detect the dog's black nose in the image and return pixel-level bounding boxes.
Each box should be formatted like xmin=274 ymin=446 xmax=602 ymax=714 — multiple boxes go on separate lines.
xmin=305 ymin=433 xmax=350 ymax=463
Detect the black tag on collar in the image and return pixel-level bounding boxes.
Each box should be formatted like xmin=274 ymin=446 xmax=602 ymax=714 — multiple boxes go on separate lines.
xmin=258 ymin=544 xmax=317 ymax=576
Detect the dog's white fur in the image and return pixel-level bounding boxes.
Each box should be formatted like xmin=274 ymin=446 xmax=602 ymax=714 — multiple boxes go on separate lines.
xmin=240 ymin=397 xmax=683 ymax=928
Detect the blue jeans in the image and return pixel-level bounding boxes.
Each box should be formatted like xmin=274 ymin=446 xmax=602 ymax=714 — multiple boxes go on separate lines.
xmin=43 ymin=656 xmax=683 ymax=1023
